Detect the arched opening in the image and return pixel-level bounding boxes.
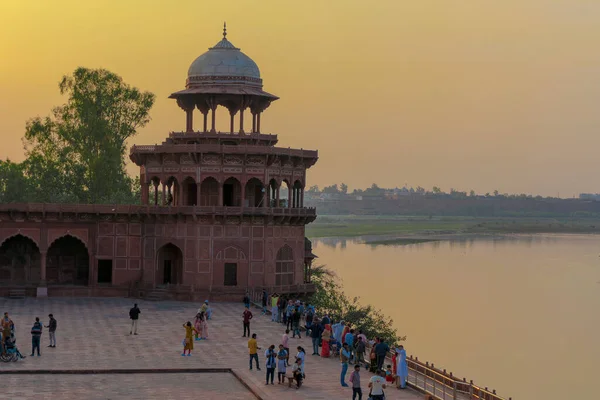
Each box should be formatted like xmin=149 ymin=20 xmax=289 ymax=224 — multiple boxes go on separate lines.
xmin=165 ymin=176 xmax=179 ymax=206
xmin=223 ymin=177 xmax=241 ymax=207
xmin=293 ymin=180 xmax=304 ymax=208
xmin=199 ymin=177 xmax=219 ymax=206
xmin=156 ymin=243 xmax=183 ymax=286
xmin=275 ymin=245 xmax=295 ymax=286
xmin=181 ymin=177 xmax=198 ymax=206
xmin=244 ymin=178 xmax=265 ymax=207
xmin=47 ymin=236 xmax=89 ymax=285
xmin=269 ymin=179 xmax=279 ymax=207
xmin=150 ymin=177 xmax=161 ymax=206
xmin=0 ymin=235 xmax=41 ymax=285
xmin=280 ymin=180 xmax=291 ymax=208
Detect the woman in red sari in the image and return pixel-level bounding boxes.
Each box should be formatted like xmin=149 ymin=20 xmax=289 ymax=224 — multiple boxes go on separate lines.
xmin=321 ymin=324 xmax=332 ymax=357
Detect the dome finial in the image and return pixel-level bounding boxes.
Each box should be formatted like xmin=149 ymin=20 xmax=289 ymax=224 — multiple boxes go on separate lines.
xmin=223 ymin=22 xmax=227 ymax=39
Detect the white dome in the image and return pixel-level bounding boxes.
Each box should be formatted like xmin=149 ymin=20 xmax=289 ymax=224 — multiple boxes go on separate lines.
xmin=187 ymin=37 xmax=261 ymax=81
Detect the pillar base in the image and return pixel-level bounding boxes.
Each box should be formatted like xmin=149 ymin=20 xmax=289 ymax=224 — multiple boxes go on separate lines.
xmin=36 ymin=286 xmax=48 ymax=297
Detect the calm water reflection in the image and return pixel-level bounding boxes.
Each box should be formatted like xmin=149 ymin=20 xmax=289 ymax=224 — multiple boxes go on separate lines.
xmin=312 ymin=234 xmax=600 ymax=400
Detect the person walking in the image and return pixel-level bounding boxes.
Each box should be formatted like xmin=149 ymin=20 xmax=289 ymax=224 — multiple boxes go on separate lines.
xmin=349 ymin=364 xmax=363 ymax=400
xmin=340 ymin=343 xmax=351 ymax=387
xmin=368 ymin=370 xmax=387 ymax=400
xmin=129 ymin=303 xmax=141 ymax=335
xmin=182 ymin=321 xmax=197 ymax=356
xmin=277 ymin=344 xmax=288 ymax=384
xmin=296 ymin=346 xmax=306 ymax=374
xmin=396 ymin=345 xmax=408 ymax=389
xmin=270 ymin=293 xmax=279 ymax=322
xmin=30 ymin=317 xmax=42 ymax=357
xmin=242 ymin=307 xmax=253 ymax=337
xmin=194 ymin=312 xmax=203 ymax=341
xmin=375 ymin=339 xmax=390 ymax=371
xmin=310 ymin=320 xmax=322 ymax=355
xmin=45 ymin=314 xmax=57 ymax=348
xmin=345 ymin=328 xmax=355 ymax=363
xmin=265 ymin=344 xmax=277 ymax=385
xmin=248 ymin=333 xmax=261 ymax=370
xmin=200 ymin=311 xmax=209 ymax=340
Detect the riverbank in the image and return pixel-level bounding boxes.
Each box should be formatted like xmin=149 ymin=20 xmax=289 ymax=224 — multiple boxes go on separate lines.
xmin=306 ymin=215 xmax=600 ymax=238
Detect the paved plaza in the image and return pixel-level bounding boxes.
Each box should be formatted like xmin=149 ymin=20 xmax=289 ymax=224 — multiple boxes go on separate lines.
xmin=0 ymin=297 xmax=423 ymax=399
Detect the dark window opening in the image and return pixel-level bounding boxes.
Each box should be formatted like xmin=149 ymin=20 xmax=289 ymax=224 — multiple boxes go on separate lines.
xmin=97 ymin=260 xmax=113 ymax=284
xmin=223 ymin=184 xmax=234 ymax=206
xmin=224 ymin=263 xmax=237 ymax=286
xmin=163 ymin=260 xmax=172 ymax=284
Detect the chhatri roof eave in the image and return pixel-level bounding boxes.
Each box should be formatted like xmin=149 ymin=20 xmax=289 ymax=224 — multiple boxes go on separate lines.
xmin=168 ymin=86 xmax=280 ymax=100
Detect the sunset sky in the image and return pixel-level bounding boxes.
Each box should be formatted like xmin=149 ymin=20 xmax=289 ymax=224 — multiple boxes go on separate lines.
xmin=1 ymin=1 xmax=600 ymax=197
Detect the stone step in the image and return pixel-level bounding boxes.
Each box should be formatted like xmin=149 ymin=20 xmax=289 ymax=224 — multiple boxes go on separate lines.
xmin=145 ymin=291 xmax=166 ymax=301
xmin=8 ymin=289 xmax=26 ymax=299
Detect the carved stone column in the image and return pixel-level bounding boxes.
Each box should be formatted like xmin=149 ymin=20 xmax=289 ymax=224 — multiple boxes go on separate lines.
xmin=186 ymin=108 xmax=194 ymax=133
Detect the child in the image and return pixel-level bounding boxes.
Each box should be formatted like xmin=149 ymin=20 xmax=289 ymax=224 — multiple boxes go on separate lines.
xmin=349 ymin=364 xmax=362 ymax=400
xmin=277 ymin=344 xmax=288 ymax=384
xmin=385 ymin=364 xmax=395 ymax=383
xmin=292 ymin=358 xmax=303 ymax=388
xmin=182 ymin=321 xmax=197 ymax=356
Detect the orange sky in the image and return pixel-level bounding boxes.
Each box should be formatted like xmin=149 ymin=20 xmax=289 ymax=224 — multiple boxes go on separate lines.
xmin=1 ymin=1 xmax=600 ymax=197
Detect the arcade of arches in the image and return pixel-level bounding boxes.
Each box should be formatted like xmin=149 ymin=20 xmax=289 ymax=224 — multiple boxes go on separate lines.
xmin=0 ymin=235 xmax=89 ymax=286
xmin=144 ymin=177 xmax=305 ymax=208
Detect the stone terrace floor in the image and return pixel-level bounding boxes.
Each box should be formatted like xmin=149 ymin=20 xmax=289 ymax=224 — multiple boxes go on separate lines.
xmin=0 ymin=298 xmax=423 ymax=400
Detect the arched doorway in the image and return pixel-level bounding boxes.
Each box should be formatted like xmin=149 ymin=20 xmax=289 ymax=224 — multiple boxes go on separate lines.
xmin=0 ymin=235 xmax=41 ymax=285
xmin=156 ymin=243 xmax=183 ymax=286
xmin=182 ymin=177 xmax=198 ymax=206
xmin=275 ymin=245 xmax=295 ymax=286
xmin=166 ymin=176 xmax=179 ymax=206
xmin=223 ymin=177 xmax=241 ymax=207
xmin=46 ymin=236 xmax=89 ymax=285
xmin=200 ymin=177 xmax=219 ymax=206
xmin=244 ymin=178 xmax=264 ymax=207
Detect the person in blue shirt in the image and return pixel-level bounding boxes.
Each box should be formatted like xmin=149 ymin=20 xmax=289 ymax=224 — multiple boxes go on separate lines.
xmin=332 ymin=320 xmax=345 ymax=348
xmin=340 ymin=343 xmax=351 ymax=387
xmin=344 ymin=328 xmax=355 ymax=363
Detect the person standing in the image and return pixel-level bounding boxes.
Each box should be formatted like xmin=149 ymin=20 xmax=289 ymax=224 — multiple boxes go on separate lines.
xmin=200 ymin=311 xmax=209 ymax=340
xmin=291 ymin=308 xmax=301 ymax=338
xmin=296 ymin=346 xmax=306 ymax=373
xmin=248 ymin=333 xmax=261 ymax=370
xmin=242 ymin=307 xmax=253 ymax=337
xmin=345 ymin=328 xmax=355 ymax=362
xmin=45 ymin=314 xmax=57 ymax=348
xmin=374 ymin=339 xmax=390 ymax=371
xmin=340 ymin=343 xmax=351 ymax=387
xmin=1 ymin=312 xmax=13 ymax=354
xmin=349 ymin=364 xmax=363 ymax=400
xmin=270 ymin=293 xmax=279 ymax=322
xmin=332 ymin=320 xmax=344 ymax=349
xmin=243 ymin=292 xmax=250 ymax=309
xmin=30 ymin=317 xmax=42 ymax=357
xmin=277 ymin=344 xmax=288 ymax=384
xmin=265 ymin=344 xmax=277 ymax=384
xmin=129 ymin=303 xmax=141 ymax=335
xmin=282 ymin=329 xmax=290 ymax=366
xmin=321 ymin=324 xmax=331 ymax=357
xmin=194 ymin=312 xmax=203 ymax=341
xmin=396 ymin=345 xmax=408 ymax=389
xmin=368 ymin=370 xmax=387 ymax=400
xmin=182 ymin=321 xmax=197 ymax=356
xmin=261 ymin=289 xmax=268 ymax=314
xmin=355 ymin=336 xmax=366 ymax=367
xmin=310 ymin=320 xmax=322 ymax=355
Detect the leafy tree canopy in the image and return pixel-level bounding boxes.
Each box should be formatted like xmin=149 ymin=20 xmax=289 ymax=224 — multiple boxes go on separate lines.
xmin=1 ymin=67 xmax=154 ymax=204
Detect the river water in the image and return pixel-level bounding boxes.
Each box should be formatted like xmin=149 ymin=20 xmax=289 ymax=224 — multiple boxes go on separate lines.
xmin=311 ymin=234 xmax=600 ymax=400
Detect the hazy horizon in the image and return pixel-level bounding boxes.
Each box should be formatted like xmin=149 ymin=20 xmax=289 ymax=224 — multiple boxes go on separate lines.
xmin=2 ymin=1 xmax=600 ymax=197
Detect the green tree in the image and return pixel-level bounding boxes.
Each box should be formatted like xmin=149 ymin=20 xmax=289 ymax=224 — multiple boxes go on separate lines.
xmin=22 ymin=67 xmax=155 ymax=204
xmin=322 ymin=184 xmax=339 ymax=194
xmin=469 ymin=190 xmax=476 ymax=197
xmin=0 ymin=159 xmax=31 ymax=203
xmin=432 ymin=186 xmax=442 ymax=194
xmin=339 ymin=183 xmax=348 ymax=194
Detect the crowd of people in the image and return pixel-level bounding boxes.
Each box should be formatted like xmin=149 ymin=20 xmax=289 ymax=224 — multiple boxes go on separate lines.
xmin=242 ymin=290 xmax=409 ymax=398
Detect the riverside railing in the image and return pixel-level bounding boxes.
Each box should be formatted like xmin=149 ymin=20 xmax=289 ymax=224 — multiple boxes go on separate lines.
xmin=403 ymin=356 xmax=510 ymax=400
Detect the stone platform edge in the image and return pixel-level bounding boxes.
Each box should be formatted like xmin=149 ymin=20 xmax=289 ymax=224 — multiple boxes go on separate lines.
xmin=0 ymin=368 xmax=263 ymax=400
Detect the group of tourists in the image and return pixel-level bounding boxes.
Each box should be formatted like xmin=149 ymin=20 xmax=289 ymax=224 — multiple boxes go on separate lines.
xmin=181 ymin=300 xmax=212 ymax=356
xmin=243 ymin=290 xmax=410 ymax=397
xmin=0 ymin=311 xmax=57 ymax=361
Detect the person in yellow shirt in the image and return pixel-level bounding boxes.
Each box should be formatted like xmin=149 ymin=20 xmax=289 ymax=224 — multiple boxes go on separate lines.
xmin=270 ymin=293 xmax=279 ymax=322
xmin=248 ymin=333 xmax=261 ymax=370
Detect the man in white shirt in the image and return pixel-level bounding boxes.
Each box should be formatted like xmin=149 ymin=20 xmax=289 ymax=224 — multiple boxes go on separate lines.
xmin=368 ymin=370 xmax=387 ymax=400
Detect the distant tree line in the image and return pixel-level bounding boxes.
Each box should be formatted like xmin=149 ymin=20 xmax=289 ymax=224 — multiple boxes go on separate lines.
xmin=0 ymin=68 xmax=155 ymax=204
